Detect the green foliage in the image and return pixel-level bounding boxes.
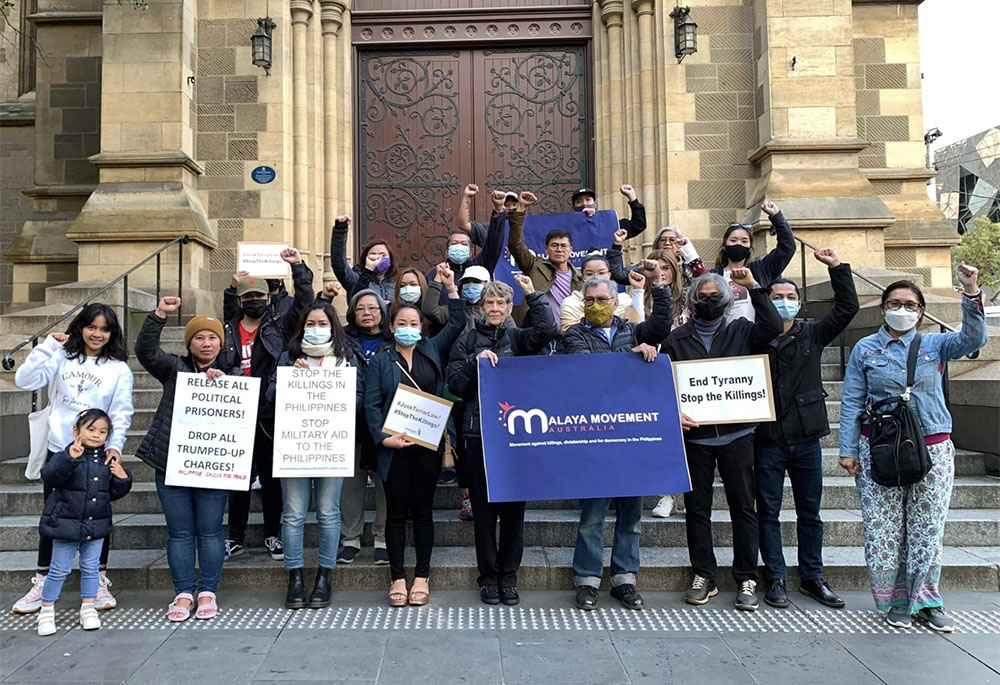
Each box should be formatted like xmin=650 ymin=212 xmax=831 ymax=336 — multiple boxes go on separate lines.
xmin=955 ymin=217 xmax=1000 ymax=290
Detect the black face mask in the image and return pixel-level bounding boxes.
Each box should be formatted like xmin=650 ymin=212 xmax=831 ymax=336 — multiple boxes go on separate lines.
xmin=723 ymin=244 xmax=751 ymax=264
xmin=693 ymin=299 xmax=727 ymax=321
xmin=242 ymin=299 xmax=268 ymax=319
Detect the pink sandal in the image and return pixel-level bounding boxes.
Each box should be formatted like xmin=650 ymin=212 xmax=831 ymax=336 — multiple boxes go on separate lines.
xmin=195 ymin=591 xmax=218 ymax=620
xmin=167 ymin=592 xmax=194 ymax=622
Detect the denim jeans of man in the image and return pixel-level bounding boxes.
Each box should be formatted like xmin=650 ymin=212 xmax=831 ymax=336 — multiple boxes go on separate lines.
xmin=572 ymin=496 xmax=643 ymax=588
xmin=40 ymin=538 xmax=104 ymax=603
xmin=155 ymin=470 xmax=229 ymax=594
xmin=755 ymin=439 xmax=824 ymax=581
xmin=281 ymin=477 xmax=344 ymax=570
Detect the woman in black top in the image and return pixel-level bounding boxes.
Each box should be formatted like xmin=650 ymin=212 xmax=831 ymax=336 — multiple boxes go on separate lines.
xmin=364 ymin=268 xmax=466 ymax=607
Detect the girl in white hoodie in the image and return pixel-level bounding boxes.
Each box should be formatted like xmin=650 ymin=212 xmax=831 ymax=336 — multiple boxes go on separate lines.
xmin=12 ymin=303 xmax=134 ymax=615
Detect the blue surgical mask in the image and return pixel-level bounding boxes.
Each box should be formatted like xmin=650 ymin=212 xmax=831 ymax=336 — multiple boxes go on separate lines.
xmin=303 ymin=327 xmax=332 ymax=345
xmin=393 ymin=326 xmax=422 ymax=347
xmin=448 ymin=244 xmax=470 ymax=264
xmin=399 ymin=285 xmax=422 ymax=303
xmin=461 ymin=283 xmax=484 ymax=303
xmin=772 ymin=299 xmax=800 ymax=322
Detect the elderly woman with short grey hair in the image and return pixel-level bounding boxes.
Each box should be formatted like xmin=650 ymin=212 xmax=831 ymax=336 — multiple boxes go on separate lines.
xmin=662 ymin=268 xmax=782 ymax=612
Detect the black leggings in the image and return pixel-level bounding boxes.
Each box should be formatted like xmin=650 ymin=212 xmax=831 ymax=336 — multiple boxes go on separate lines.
xmin=383 ymin=446 xmax=440 ymax=581
xmin=38 ymin=450 xmax=111 ymax=570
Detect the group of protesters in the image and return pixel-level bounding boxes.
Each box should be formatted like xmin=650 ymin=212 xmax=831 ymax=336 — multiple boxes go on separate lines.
xmin=12 ymin=183 xmax=988 ymax=637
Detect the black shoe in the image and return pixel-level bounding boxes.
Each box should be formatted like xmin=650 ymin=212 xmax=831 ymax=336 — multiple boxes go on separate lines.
xmin=799 ymin=578 xmax=845 ymax=608
xmin=501 ymin=587 xmax=520 ymax=606
xmin=480 ymin=584 xmax=501 ymax=605
xmin=285 ymin=569 xmax=306 ymax=609
xmin=735 ymin=580 xmax=759 ymax=611
xmin=306 ymin=567 xmax=333 ymax=608
xmin=764 ymin=579 xmax=789 ymax=608
xmin=684 ymin=575 xmax=718 ymax=606
xmin=610 ymin=584 xmax=644 ymax=610
xmin=373 ymin=548 xmax=390 ymax=566
xmin=575 ymin=585 xmax=599 ymax=611
xmin=224 ymin=538 xmax=245 ymax=560
xmin=336 ymin=547 xmax=358 ymax=564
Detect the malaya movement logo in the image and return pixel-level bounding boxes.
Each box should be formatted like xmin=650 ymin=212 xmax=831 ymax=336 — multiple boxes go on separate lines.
xmin=498 ymin=401 xmax=548 ymax=435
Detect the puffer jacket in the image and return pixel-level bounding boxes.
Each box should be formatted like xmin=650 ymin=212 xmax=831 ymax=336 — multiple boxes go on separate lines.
xmin=562 ymin=284 xmax=674 ymax=353
xmin=134 ymin=312 xmax=240 ymax=474
xmin=446 ymin=292 xmax=558 ymax=438
xmin=330 ymin=220 xmax=396 ymax=303
xmin=40 ymin=446 xmax=132 ymax=541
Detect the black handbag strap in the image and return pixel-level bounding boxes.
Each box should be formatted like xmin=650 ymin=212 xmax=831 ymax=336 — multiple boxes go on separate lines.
xmin=903 ymin=333 xmax=922 ymax=398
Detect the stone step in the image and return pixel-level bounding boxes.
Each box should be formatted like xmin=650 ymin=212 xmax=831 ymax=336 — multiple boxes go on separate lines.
xmin=2 ymin=545 xmax=997 ymax=593
xmin=4 ymin=508 xmax=999 ymax=553
xmin=0 ymin=303 xmax=78 ymax=336
xmin=2 ymin=447 xmax=991 ymax=487
xmin=3 ymin=476 xmax=997 ymax=517
xmin=44 ymin=280 xmax=157 ymax=312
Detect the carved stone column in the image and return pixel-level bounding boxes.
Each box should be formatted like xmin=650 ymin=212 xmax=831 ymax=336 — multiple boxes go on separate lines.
xmin=600 ymin=1 xmax=626 ymax=215
xmin=290 ymin=0 xmax=314 ymax=255
xmin=632 ymin=0 xmax=657 ymax=232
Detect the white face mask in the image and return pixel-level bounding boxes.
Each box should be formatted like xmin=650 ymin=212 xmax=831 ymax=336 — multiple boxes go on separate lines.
xmin=884 ymin=308 xmax=919 ymax=332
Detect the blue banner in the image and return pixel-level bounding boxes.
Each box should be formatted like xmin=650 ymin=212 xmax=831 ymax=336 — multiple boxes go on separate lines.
xmin=478 ymin=353 xmax=691 ymax=502
xmin=494 ymin=210 xmax=621 ymax=305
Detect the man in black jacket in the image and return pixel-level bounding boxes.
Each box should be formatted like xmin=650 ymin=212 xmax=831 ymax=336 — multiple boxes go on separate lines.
xmin=220 ymin=248 xmax=313 ymax=562
xmin=756 ymin=248 xmax=858 ymax=609
xmin=426 ymin=200 xmax=509 ymax=308
xmin=222 ymin=273 xmax=294 ymax=322
xmin=571 ymin=184 xmax=647 ymax=240
xmin=447 ymin=275 xmax=558 ymax=606
xmin=562 ymin=273 xmax=672 ymax=612
xmin=662 ymin=269 xmax=782 ymax=612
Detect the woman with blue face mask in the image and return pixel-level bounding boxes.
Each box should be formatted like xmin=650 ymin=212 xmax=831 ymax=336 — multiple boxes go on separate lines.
xmin=364 ymin=266 xmax=467 ymax=607
xmin=265 ymin=302 xmax=365 ymax=611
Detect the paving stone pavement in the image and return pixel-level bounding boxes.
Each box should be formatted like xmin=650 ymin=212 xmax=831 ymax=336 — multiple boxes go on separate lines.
xmin=1 ymin=591 xmax=998 ymax=684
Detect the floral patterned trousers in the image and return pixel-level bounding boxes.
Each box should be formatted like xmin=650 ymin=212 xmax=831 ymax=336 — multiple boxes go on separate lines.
xmin=855 ymin=436 xmax=954 ymax=614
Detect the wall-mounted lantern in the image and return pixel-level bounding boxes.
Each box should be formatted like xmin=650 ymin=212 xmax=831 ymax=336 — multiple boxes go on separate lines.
xmin=669 ymin=6 xmax=698 ymax=64
xmin=251 ymin=17 xmax=276 ymax=76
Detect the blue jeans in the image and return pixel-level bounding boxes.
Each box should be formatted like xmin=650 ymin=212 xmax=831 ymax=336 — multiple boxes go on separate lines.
xmin=572 ymin=497 xmax=643 ymax=588
xmin=281 ymin=477 xmax=344 ymax=570
xmin=154 ymin=470 xmax=229 ymax=595
xmin=755 ymin=439 xmax=824 ymax=581
xmin=41 ymin=538 xmax=103 ymax=603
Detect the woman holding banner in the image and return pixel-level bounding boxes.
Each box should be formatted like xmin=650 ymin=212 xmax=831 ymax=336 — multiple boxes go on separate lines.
xmin=662 ymin=270 xmax=782 ymax=612
xmin=839 ymin=263 xmax=987 ymax=632
xmin=12 ymin=303 xmax=134 ymax=615
xmin=266 ymin=302 xmax=365 ymax=609
xmin=364 ymin=269 xmax=467 ymax=607
xmin=446 ymin=275 xmax=558 ymax=606
xmin=135 ymin=297 xmax=237 ymax=622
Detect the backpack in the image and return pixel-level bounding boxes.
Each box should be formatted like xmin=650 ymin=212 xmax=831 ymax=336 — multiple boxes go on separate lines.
xmin=865 ymin=334 xmax=932 ymax=487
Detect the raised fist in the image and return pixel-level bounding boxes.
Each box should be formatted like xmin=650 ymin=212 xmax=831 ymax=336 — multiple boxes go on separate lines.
xmin=813 ymin=248 xmax=840 ymax=268
xmin=613 ymin=228 xmax=628 ymax=246
xmin=156 ymin=296 xmax=182 ymax=316
xmin=761 ymin=200 xmax=779 ymax=217
xmin=464 ymin=184 xmax=480 ymax=197
xmin=280 ymin=247 xmax=302 ymax=265
xmin=514 ymin=273 xmax=535 ymax=295
xmin=620 ymin=184 xmax=637 ymax=202
xmin=729 ymin=268 xmax=756 ymax=289
xmin=231 ymin=270 xmax=250 ymax=288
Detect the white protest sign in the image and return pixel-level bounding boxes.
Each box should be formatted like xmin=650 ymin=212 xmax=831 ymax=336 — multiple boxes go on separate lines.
xmin=237 ymin=242 xmax=291 ymax=278
xmin=272 ymin=364 xmax=357 ymax=478
xmin=381 ymin=384 xmax=453 ymax=451
xmin=165 ymin=372 xmax=260 ymax=490
xmin=671 ymin=354 xmax=775 ymax=425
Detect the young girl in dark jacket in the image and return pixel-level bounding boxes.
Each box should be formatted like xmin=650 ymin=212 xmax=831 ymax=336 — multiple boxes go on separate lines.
xmin=36 ymin=409 xmax=132 ymax=636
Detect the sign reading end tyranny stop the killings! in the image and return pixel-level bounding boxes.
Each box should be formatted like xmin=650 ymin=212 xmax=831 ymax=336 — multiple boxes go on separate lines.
xmin=165 ymin=373 xmax=260 ymax=491
xmin=478 ymin=354 xmax=691 ymax=502
xmin=272 ymin=365 xmax=356 ymax=478
xmin=672 ymin=354 xmax=776 ymax=425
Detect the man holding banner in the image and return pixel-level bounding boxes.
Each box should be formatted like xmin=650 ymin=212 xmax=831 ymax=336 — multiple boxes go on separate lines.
xmin=663 ymin=270 xmax=782 ymax=612
xmin=562 ymin=274 xmax=674 ymax=611
xmin=446 ymin=275 xmax=557 ymax=606
xmin=570 ymin=184 xmax=647 ymax=241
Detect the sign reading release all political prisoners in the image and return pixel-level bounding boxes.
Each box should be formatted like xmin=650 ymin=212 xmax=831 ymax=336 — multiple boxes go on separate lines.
xmin=672 ymin=354 xmax=776 ymax=425
xmin=272 ymin=365 xmax=356 ymax=478
xmin=165 ymin=372 xmax=260 ymax=490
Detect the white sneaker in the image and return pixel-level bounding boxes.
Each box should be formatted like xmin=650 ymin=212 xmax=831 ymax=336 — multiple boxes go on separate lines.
xmin=651 ymin=495 xmax=674 ymax=518
xmin=36 ymin=605 xmax=56 ymax=636
xmin=12 ymin=573 xmax=45 ymax=614
xmin=80 ymin=603 xmax=101 ymax=630
xmin=94 ymin=572 xmax=117 ymax=610
xmin=251 ymin=477 xmax=262 ymax=491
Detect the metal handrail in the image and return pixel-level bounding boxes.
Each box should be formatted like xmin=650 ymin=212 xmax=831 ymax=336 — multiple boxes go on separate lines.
xmin=1 ymin=235 xmax=189 ymax=374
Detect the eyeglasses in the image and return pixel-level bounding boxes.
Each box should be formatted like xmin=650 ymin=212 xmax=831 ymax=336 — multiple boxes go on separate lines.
xmin=583 ymin=296 xmax=614 ymax=305
xmin=658 ymin=237 xmax=680 ymax=246
xmin=885 ymin=300 xmax=922 ymax=313
xmin=548 ymin=244 xmax=571 ymax=252
xmin=696 ymin=294 xmax=724 ymax=303
xmin=728 ymin=223 xmax=753 ymax=230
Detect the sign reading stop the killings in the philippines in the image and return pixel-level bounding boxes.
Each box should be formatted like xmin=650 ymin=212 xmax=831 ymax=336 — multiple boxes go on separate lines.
xmin=272 ymin=364 xmax=357 ymax=478
xmin=165 ymin=373 xmax=260 ymax=490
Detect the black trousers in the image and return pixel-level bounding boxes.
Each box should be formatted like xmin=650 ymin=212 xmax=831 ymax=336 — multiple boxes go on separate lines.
xmin=38 ymin=452 xmax=111 ymax=569
xmin=683 ymin=433 xmax=759 ymax=583
xmin=383 ymin=445 xmax=439 ymax=581
xmin=466 ymin=438 xmax=525 ymax=588
xmin=228 ymin=423 xmax=283 ymax=543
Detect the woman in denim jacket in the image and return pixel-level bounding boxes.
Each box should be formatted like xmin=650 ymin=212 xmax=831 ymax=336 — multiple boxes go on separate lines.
xmin=839 ymin=263 xmax=987 ymax=632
